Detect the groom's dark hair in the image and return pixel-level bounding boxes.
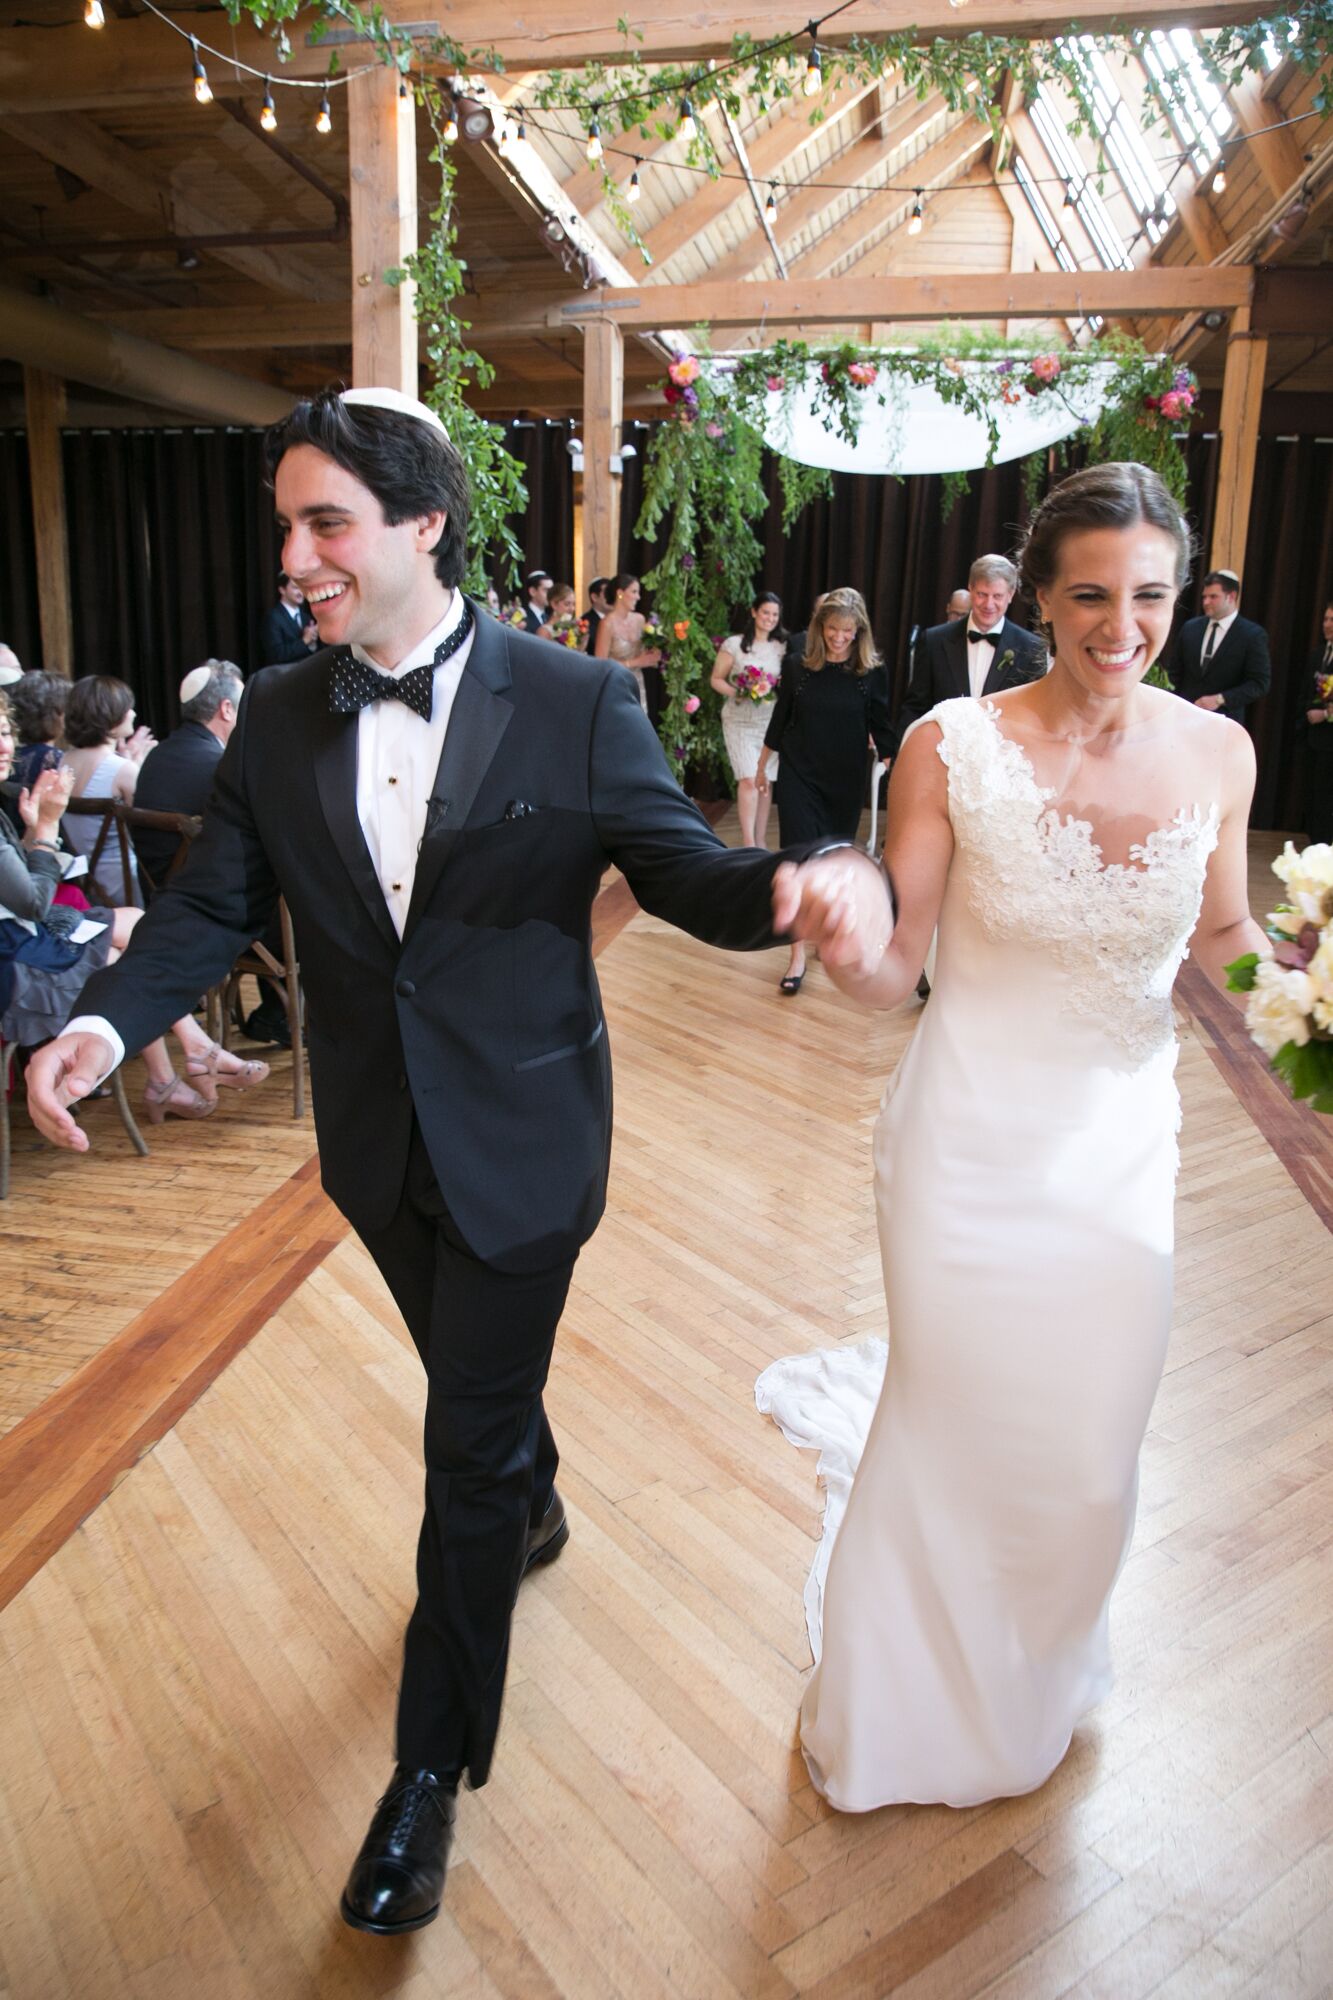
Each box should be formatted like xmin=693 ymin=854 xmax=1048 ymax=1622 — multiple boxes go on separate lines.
xmin=264 ymin=387 xmax=470 ymax=589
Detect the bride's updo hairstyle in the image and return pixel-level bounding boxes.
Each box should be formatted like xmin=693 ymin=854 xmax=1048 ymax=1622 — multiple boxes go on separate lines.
xmin=1018 ymin=463 xmax=1193 ymax=612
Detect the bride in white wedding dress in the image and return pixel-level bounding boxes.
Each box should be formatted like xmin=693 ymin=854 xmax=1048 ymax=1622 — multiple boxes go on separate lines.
xmin=762 ymin=464 xmax=1269 ymax=1811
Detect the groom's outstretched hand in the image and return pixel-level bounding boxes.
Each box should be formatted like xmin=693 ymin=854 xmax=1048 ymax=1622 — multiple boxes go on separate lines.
xmin=26 ymin=1032 xmax=115 ymax=1152
xmin=773 ymin=849 xmax=894 ymax=979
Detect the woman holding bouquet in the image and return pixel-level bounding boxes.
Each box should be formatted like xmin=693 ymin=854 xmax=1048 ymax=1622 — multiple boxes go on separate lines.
xmin=594 ymin=572 xmax=662 ymax=713
xmin=710 ymin=592 xmax=787 ymax=847
xmin=760 ymin=463 xmax=1267 ymax=1813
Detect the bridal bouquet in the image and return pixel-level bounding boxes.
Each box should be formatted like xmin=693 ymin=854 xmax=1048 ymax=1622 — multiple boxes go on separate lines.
xmin=1227 ymin=841 xmax=1333 ymax=1113
xmin=730 ymin=662 xmax=779 ymax=702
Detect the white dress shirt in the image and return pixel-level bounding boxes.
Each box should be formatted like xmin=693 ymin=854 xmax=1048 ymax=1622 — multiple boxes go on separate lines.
xmin=1201 ymin=607 xmax=1238 ymax=661
xmin=69 ymin=590 xmax=474 ymax=1074
xmin=966 ymin=623 xmax=1005 ymax=700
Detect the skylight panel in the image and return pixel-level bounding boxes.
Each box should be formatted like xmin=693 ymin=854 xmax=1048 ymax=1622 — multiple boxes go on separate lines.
xmin=1029 ymin=93 xmax=1133 ymax=269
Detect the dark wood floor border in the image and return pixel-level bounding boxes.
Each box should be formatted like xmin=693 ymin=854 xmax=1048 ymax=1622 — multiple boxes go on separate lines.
xmin=1175 ymin=961 xmax=1333 ymax=1235
xmin=0 ymin=864 xmax=656 ymax=1611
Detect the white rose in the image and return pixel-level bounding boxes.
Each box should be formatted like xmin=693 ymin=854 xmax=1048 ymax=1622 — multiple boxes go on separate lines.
xmin=1267 ymin=907 xmax=1305 ymax=937
xmin=1246 ymin=960 xmax=1314 ymax=1059
xmin=1309 ymin=936 xmax=1333 ymax=1031
xmin=1273 ymin=840 xmax=1333 ymax=890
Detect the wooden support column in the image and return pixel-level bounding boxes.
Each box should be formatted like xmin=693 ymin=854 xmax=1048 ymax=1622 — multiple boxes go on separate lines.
xmin=348 ymin=67 xmax=417 ymax=393
xmin=581 ymin=320 xmax=623 ymax=588
xmin=1211 ymin=304 xmax=1268 ymax=580
xmin=23 ymin=367 xmax=72 ymax=677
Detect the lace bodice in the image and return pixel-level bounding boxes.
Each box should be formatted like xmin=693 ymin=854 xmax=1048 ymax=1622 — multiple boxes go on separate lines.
xmin=933 ymin=698 xmax=1219 ymax=1064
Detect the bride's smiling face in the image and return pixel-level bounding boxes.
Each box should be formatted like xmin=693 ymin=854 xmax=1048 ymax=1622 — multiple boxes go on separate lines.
xmin=1037 ymin=525 xmax=1180 ymax=698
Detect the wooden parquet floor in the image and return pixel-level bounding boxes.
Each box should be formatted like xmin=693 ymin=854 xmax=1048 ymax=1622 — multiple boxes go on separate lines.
xmin=1 ymin=831 xmax=1331 ymax=1997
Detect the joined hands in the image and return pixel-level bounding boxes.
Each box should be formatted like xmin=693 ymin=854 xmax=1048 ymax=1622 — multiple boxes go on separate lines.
xmin=772 ymin=850 xmax=894 ymax=981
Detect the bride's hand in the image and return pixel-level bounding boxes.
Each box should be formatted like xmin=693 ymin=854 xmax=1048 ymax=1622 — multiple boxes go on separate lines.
xmin=773 ymin=851 xmax=894 ymax=978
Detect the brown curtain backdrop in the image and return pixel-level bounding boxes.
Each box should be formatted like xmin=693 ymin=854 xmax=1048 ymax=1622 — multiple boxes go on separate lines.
xmin=1 ymin=421 xmax=1329 ymax=827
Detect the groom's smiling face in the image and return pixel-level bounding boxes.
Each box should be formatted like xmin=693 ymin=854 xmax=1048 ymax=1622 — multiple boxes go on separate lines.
xmin=274 ymin=444 xmax=448 ymax=662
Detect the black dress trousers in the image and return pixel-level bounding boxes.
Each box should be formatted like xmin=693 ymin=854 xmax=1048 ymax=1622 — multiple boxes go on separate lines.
xmin=359 ymin=1120 xmax=576 ymax=1784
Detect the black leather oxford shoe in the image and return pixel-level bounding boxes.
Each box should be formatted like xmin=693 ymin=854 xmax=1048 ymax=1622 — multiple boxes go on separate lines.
xmin=340 ymin=1767 xmax=457 ymax=1935
xmin=522 ymin=1489 xmax=570 ymax=1578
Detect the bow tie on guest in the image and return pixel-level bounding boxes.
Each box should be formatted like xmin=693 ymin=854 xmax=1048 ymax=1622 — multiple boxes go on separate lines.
xmin=328 ymin=599 xmax=475 ymax=720
xmin=967 ymin=629 xmax=1001 ymax=647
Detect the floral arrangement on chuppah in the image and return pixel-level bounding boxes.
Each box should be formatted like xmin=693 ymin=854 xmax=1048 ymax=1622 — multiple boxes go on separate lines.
xmin=1228 ymin=844 xmax=1333 ymax=1113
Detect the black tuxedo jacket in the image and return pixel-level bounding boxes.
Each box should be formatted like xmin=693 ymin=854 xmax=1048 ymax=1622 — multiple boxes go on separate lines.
xmin=131 ymin=722 xmax=223 ymax=885
xmin=76 ymin=607 xmax=793 ymax=1271
xmin=893 ymin=616 xmax=1046 ymax=750
xmin=1169 ymin=614 xmax=1270 ymax=720
xmin=260 ymin=602 xmax=317 ymax=666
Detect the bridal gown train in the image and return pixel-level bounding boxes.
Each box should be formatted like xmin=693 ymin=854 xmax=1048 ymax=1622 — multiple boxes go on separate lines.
xmin=758 ymin=696 xmax=1220 ymax=1811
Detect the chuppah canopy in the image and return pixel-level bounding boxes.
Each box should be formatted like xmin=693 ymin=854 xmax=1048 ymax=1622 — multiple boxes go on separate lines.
xmin=741 ymin=357 xmax=1120 ymax=477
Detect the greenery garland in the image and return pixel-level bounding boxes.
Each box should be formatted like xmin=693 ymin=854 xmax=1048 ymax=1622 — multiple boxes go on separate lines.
xmin=635 ymin=326 xmax=1197 ymax=774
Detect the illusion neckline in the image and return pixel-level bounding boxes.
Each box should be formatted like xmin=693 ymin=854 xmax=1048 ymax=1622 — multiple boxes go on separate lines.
xmin=973 ymin=698 xmax=1218 ymax=880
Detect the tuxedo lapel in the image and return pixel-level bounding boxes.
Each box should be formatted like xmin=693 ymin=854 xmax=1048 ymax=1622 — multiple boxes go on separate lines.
xmin=404 ymin=605 xmax=514 ymax=939
xmin=945 ymin=620 xmax=970 ymax=699
xmin=982 ymin=621 xmax=1017 ymax=696
xmin=309 ymin=674 xmax=400 ymax=957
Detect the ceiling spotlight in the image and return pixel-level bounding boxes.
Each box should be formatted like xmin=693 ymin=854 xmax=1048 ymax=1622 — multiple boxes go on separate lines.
xmin=543 ymin=214 xmax=566 ymax=242
xmin=618 ymin=438 xmax=638 ymax=459
xmin=804 ymin=43 xmax=823 ymax=98
xmin=764 ymin=182 xmax=778 ymax=222
xmin=586 ymin=119 xmax=603 ymax=165
xmin=191 ymin=38 xmax=212 ymax=105
xmin=908 ymin=191 xmax=923 ymax=235
xmin=1211 ymin=163 xmax=1227 ymax=195
xmin=677 ymin=97 xmax=697 ymax=144
xmin=627 ymin=167 xmax=642 ymax=204
xmin=83 ymin=0 xmax=104 ymax=27
xmin=260 ymin=78 xmax=277 ymax=132
xmin=316 ymin=92 xmax=332 ymax=135
xmin=1200 ymin=309 xmax=1226 ymax=332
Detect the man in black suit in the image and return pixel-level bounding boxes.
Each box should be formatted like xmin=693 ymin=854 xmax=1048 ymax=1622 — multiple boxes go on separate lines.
xmin=892 ymin=555 xmax=1046 ymax=751
xmin=521 ymin=568 xmax=552 ymax=634
xmin=583 ymin=575 xmax=610 ymax=655
xmin=1168 ymin=568 xmax=1271 ymax=721
xmin=259 ymin=572 xmax=321 ymax=665
xmin=132 ymin=659 xmax=243 ymax=886
xmin=27 ymin=385 xmax=886 ymax=1939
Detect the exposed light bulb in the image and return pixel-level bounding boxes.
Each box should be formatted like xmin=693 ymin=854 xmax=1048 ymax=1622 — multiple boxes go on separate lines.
xmin=627 ymin=168 xmax=641 ymax=204
xmin=517 ymin=116 xmax=527 ymax=143
xmin=84 ymin=0 xmax=104 ymax=28
xmin=191 ymin=39 xmax=212 ymax=105
xmin=907 ymin=192 xmax=923 ymax=235
xmin=443 ymin=98 xmax=459 ymax=145
xmin=947 ymin=0 xmax=971 ymax=9
xmin=1063 ymin=184 xmax=1075 ymax=209
xmin=764 ymin=183 xmax=778 ymax=221
xmin=677 ymin=97 xmax=697 ymax=144
xmin=398 ymin=76 xmax=409 ymax=100
xmin=315 ymin=92 xmax=332 ymax=135
xmin=260 ymin=79 xmax=277 ymax=132
xmin=586 ymin=120 xmax=603 ymax=164
xmin=1211 ymin=163 xmax=1227 ymax=194
xmin=803 ymin=45 xmax=822 ymax=97
xmin=496 ymin=115 xmax=511 ymax=154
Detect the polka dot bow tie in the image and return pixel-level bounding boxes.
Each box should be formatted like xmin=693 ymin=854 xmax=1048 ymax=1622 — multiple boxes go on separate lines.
xmin=328 ymin=599 xmax=475 ymax=722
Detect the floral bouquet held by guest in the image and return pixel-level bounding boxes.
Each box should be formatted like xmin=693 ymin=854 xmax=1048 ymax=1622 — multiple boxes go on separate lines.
xmin=1228 ymin=841 xmax=1333 ymax=1112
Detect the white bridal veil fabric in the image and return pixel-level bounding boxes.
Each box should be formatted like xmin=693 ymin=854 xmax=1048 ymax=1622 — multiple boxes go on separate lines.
xmin=758 ymin=696 xmax=1219 ymax=1811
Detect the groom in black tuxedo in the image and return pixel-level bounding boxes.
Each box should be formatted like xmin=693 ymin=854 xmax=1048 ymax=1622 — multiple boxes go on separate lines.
xmin=892 ymin=553 xmax=1046 ymax=751
xmin=27 ymin=385 xmax=881 ymax=1938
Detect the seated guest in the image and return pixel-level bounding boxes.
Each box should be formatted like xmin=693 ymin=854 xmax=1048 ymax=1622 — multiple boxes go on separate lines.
xmin=0 ymin=691 xmax=267 ymax=1121
xmin=61 ymin=676 xmax=156 ymax=907
xmin=1168 ymin=568 xmax=1271 ymax=722
xmin=260 ymin=573 xmax=320 ymax=666
xmin=584 ymin=577 xmax=611 ymax=656
xmin=133 ymin=660 xmax=243 ymax=888
xmin=893 ymin=554 xmax=1046 ymax=751
xmin=522 ymin=570 xmax=552 ymax=634
xmin=2 ymin=671 xmax=67 ymax=835
xmin=0 ymin=643 xmax=22 ymax=687
xmin=1299 ymin=597 xmax=1333 ymax=845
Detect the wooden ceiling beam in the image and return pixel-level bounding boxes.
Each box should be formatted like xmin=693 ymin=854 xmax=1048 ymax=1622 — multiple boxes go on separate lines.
xmin=0 ymin=109 xmax=342 ymax=300
xmin=788 ymin=117 xmax=992 ymax=280
xmin=1229 ymin=73 xmax=1309 ymax=200
xmin=0 ymin=2 xmax=1282 ymax=112
xmin=639 ymin=80 xmax=878 ymax=270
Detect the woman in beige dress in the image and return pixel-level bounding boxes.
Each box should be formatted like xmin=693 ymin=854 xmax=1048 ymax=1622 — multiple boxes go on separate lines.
xmin=593 ymin=572 xmax=662 ymax=713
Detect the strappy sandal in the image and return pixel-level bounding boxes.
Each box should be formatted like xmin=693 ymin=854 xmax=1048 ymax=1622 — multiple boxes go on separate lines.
xmin=185 ymin=1039 xmax=271 ymax=1094
xmin=143 ymin=1072 xmax=217 ymax=1124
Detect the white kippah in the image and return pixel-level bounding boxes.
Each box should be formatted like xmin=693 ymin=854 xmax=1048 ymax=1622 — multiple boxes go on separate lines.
xmin=341 ymin=387 xmax=450 ymax=441
xmin=179 ymin=666 xmax=212 ymax=703
xmin=0 ymin=661 xmax=21 ymax=686
xmin=1213 ymin=567 xmax=1240 ymax=589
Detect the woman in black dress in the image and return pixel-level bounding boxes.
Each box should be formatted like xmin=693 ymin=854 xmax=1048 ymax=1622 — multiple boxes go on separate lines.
xmin=757 ymin=587 xmax=893 ymax=993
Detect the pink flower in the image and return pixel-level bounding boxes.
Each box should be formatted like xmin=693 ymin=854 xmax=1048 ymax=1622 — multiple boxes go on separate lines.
xmin=705 ymin=420 xmax=725 ymax=438
xmin=684 ymin=695 xmax=701 ymax=714
xmin=1030 ymin=353 xmax=1062 ymax=383
xmin=848 ymin=360 xmax=879 ymax=387
xmin=1159 ymin=390 xmax=1187 ymax=420
xmin=766 ymin=374 xmax=785 ymax=392
xmin=668 ymin=355 xmax=700 ymax=387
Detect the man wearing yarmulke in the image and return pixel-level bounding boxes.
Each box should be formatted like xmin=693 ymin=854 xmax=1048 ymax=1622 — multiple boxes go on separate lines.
xmin=132 ymin=658 xmax=244 ymax=888
xmin=27 ymin=383 xmax=894 ymax=1936
xmin=1169 ymin=567 xmax=1271 ymax=722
